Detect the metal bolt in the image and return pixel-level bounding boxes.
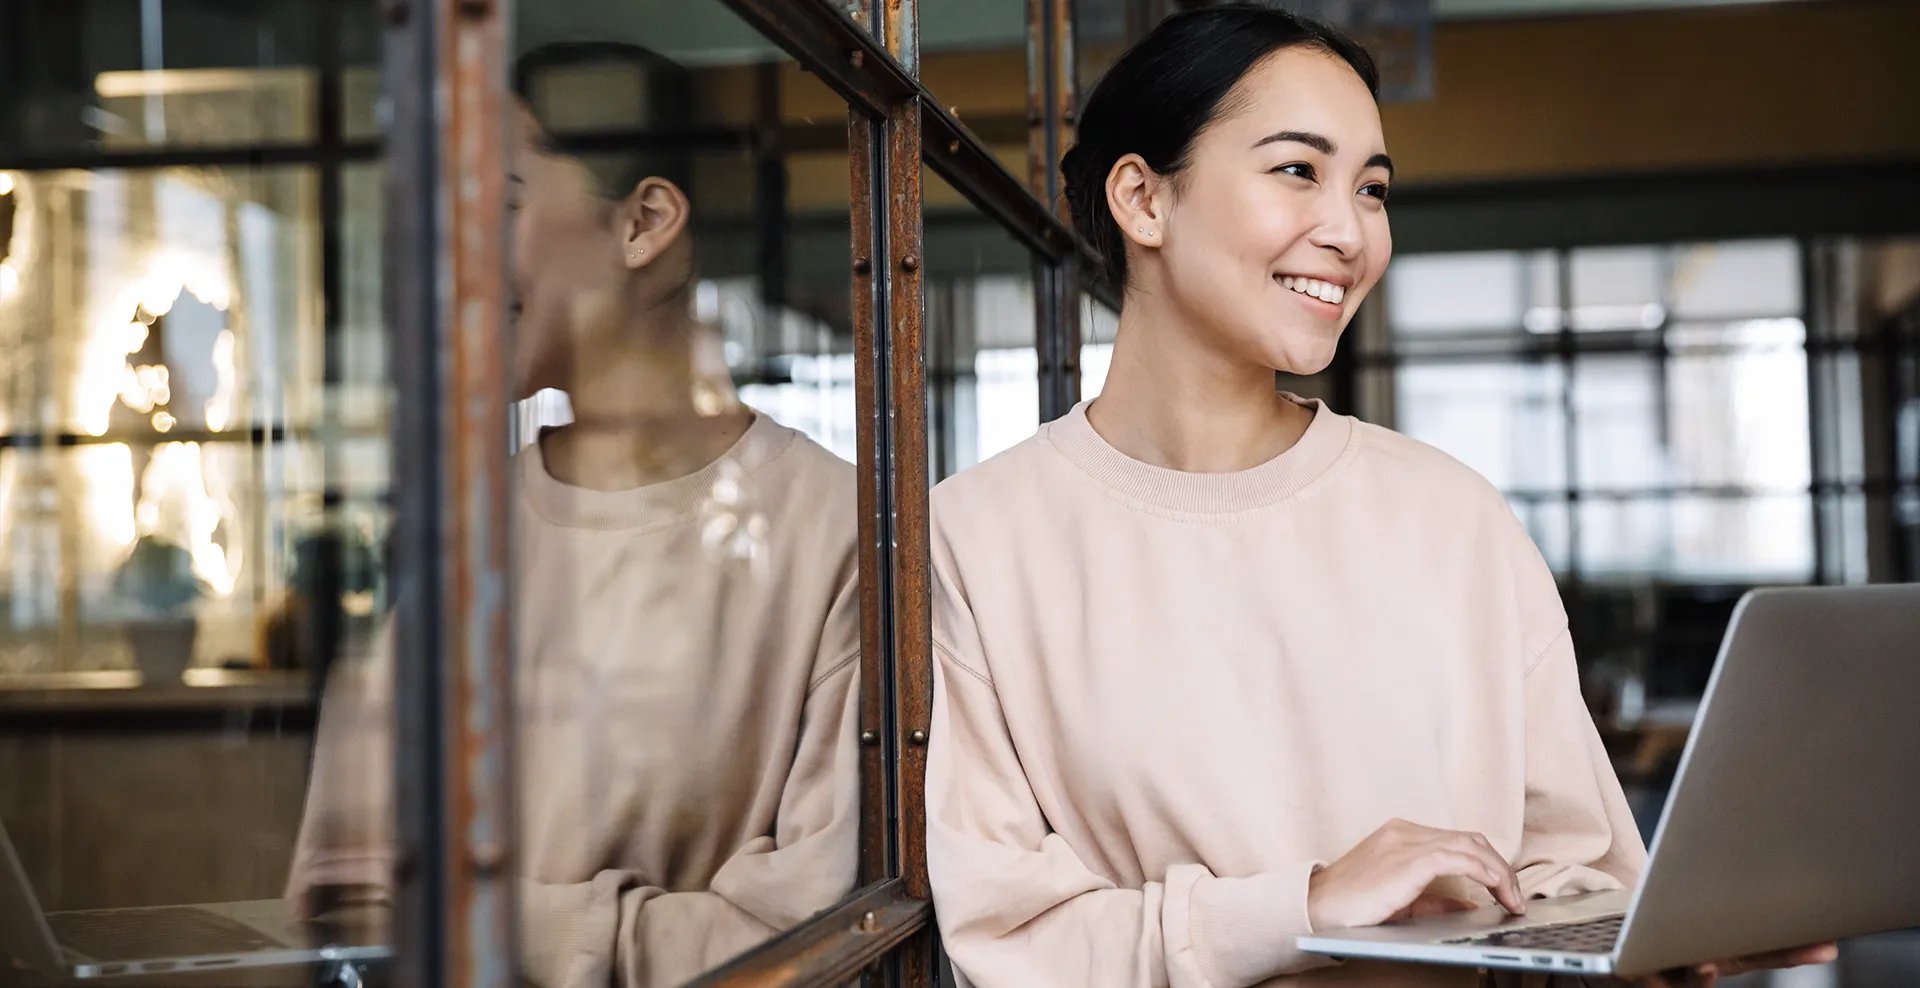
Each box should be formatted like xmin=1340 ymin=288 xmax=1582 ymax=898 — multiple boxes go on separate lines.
xmin=860 ymin=729 xmax=881 ymax=746
xmin=908 ymin=729 xmax=929 ymax=746
xmin=1064 ymin=108 xmax=1078 ymax=125
xmin=948 ymin=139 xmax=960 ymax=154
xmin=853 ymin=257 xmax=872 ymax=276
xmin=857 ymin=911 xmax=880 ymax=933
xmin=849 ymin=49 xmax=866 ymax=69
xmin=901 ymin=254 xmax=920 ymax=272
xmin=471 ymin=842 xmax=506 ymax=875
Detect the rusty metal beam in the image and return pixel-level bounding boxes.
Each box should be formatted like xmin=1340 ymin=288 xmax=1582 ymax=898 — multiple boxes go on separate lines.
xmin=682 ymin=880 xmax=932 ymax=988
xmin=848 ymin=105 xmax=892 ymax=893
xmin=721 ymin=0 xmax=914 ymax=117
xmin=386 ymin=0 xmax=518 ymax=984
xmin=437 ymin=0 xmax=519 ymax=980
xmin=923 ymin=103 xmax=1074 ymax=263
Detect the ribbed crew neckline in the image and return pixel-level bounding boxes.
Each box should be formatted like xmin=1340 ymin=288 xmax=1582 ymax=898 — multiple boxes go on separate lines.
xmin=520 ymin=412 xmax=796 ymax=531
xmin=1043 ymin=394 xmax=1355 ymax=515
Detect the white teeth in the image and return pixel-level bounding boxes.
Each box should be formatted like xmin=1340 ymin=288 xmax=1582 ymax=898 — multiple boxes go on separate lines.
xmin=1280 ymin=276 xmax=1345 ymax=305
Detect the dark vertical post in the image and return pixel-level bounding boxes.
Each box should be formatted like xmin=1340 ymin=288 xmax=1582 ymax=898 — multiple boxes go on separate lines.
xmin=387 ymin=0 xmax=518 ymax=983
xmin=1028 ymin=0 xmax=1081 ymax=420
xmin=881 ymin=1 xmax=938 ymax=984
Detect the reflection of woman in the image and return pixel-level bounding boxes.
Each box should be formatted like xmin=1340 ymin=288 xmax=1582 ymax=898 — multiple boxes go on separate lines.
xmin=924 ymin=9 xmax=1828 ymax=988
xmin=288 ymin=93 xmax=861 ymax=987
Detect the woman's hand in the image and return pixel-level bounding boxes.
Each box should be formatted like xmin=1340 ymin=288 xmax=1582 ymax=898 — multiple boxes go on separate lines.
xmin=1306 ymin=818 xmax=1528 ymax=931
xmin=1619 ymin=942 xmax=1839 ymax=986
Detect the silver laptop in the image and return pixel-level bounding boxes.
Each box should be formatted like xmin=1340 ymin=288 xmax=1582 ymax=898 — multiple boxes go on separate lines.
xmin=1298 ymin=583 xmax=1920 ymax=978
xmin=0 ymin=818 xmax=387 ymax=983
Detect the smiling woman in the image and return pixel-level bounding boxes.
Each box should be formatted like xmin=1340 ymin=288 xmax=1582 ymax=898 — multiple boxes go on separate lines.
xmin=923 ymin=7 xmax=1646 ymax=987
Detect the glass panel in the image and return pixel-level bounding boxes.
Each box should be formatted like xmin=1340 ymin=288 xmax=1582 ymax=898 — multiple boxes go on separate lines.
xmin=1 ymin=0 xmax=347 ymax=155
xmin=1074 ymin=0 xmax=1133 ymax=98
xmin=1383 ymin=250 xmax=1556 ymax=338
xmin=1899 ymin=344 xmax=1920 ymax=486
xmin=1570 ymin=347 xmax=1811 ymax=494
xmin=926 ymin=171 xmax=1039 ymax=480
xmin=1572 ymin=354 xmax=1665 ymax=491
xmin=1669 ymin=240 xmax=1800 ymax=320
xmin=338 ymin=0 xmax=382 ymax=143
xmin=1811 ymin=349 xmax=1872 ymax=487
xmin=1898 ymin=486 xmax=1920 ymax=582
xmin=920 ymin=1 xmax=1029 ymax=181
xmin=1817 ymin=490 xmax=1872 ymax=585
xmin=1577 ymin=494 xmax=1814 ymax=582
xmin=1393 ymin=361 xmax=1568 ymax=491
xmin=1665 ymin=346 xmax=1811 ymax=491
xmin=482 ymin=6 xmax=866 ymax=983
xmin=0 ymin=6 xmax=393 ymax=973
xmin=1568 ymin=245 xmax=1664 ymax=333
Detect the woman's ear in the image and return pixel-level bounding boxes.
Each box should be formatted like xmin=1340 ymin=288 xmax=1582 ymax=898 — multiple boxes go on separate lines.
xmin=1105 ymin=153 xmax=1166 ymax=251
xmin=617 ymin=177 xmax=691 ymax=269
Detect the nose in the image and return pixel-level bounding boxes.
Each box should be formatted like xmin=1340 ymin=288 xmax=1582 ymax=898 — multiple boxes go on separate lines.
xmin=1307 ymin=190 xmax=1364 ymax=260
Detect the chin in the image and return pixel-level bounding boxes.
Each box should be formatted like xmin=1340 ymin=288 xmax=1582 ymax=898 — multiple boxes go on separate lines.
xmin=1252 ymin=337 xmax=1339 ymax=377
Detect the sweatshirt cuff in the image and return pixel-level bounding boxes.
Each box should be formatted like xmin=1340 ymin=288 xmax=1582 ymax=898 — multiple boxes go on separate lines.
xmin=1187 ymin=860 xmax=1338 ymax=987
xmin=519 ymin=878 xmax=607 ymax=988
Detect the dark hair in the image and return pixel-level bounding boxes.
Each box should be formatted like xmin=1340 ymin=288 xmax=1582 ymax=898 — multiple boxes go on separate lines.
xmin=511 ymin=41 xmax=695 ymax=202
xmin=1061 ymin=4 xmax=1379 ymax=297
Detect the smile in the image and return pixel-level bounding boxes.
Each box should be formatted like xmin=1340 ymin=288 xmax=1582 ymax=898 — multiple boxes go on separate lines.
xmin=1278 ymin=275 xmax=1346 ymax=306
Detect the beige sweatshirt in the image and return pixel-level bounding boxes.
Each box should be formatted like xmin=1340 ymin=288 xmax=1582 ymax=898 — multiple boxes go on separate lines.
xmin=926 ymin=396 xmax=1646 ymax=988
xmin=287 ymin=412 xmax=862 ymax=988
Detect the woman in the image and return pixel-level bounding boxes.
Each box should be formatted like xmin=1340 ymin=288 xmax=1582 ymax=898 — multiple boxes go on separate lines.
xmin=288 ymin=74 xmax=862 ymax=987
xmin=923 ymin=8 xmax=1832 ymax=987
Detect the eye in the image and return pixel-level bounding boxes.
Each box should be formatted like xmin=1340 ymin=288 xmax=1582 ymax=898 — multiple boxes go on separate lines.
xmin=1360 ymin=182 xmax=1391 ymax=203
xmin=1270 ymin=162 xmax=1316 ymax=181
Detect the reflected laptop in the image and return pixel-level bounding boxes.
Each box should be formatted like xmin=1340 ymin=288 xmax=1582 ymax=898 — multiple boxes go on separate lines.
xmin=1298 ymin=584 xmax=1920 ymax=978
xmin=0 ymin=819 xmax=387 ymax=983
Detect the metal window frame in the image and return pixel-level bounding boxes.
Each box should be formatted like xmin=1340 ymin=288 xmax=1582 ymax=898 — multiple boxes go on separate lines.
xmin=387 ymin=0 xmax=1102 ymax=985
xmin=1360 ymin=232 xmax=1916 ymax=590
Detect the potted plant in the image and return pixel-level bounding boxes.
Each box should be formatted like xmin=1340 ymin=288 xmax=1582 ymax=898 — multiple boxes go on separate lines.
xmin=113 ymin=534 xmax=206 ymax=682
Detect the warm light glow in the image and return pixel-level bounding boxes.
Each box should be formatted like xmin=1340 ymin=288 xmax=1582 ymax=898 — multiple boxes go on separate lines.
xmin=0 ymin=261 xmax=18 ymax=298
xmin=0 ymin=171 xmax=14 ymax=196
xmin=137 ymin=442 xmax=237 ymax=597
xmin=79 ymin=444 xmax=138 ymax=550
xmin=95 ymin=67 xmax=305 ymax=99
xmin=73 ymin=246 xmax=244 ymax=597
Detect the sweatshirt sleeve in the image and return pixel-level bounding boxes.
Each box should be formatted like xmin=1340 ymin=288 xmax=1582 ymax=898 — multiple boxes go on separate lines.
xmin=518 ymin=652 xmax=861 ymax=988
xmin=1492 ymin=495 xmax=1648 ymax=899
xmin=1513 ymin=628 xmax=1649 ymax=899
xmin=287 ymin=623 xmax=397 ymax=912
xmin=926 ymin=560 xmax=1333 ymax=988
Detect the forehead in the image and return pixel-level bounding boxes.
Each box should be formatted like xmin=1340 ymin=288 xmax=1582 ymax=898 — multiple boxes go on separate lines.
xmin=1204 ymin=46 xmax=1384 ymax=151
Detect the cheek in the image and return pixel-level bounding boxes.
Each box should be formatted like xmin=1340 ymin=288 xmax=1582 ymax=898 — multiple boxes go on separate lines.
xmin=1358 ymin=215 xmax=1393 ymax=299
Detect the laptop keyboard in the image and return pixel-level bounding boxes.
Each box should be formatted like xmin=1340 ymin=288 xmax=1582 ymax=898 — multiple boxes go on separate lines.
xmin=1443 ymin=914 xmax=1625 ymax=953
xmin=49 ymin=907 xmax=288 ymax=963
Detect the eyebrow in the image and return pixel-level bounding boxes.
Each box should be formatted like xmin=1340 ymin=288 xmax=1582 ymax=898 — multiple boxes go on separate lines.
xmin=1252 ymin=130 xmax=1395 ymax=179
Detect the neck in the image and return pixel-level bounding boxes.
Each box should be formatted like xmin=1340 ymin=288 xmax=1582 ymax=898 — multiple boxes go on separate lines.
xmin=1088 ymin=290 xmax=1311 ymax=473
xmin=540 ymin=296 xmax=752 ymax=491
